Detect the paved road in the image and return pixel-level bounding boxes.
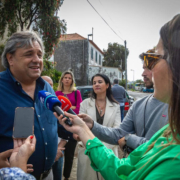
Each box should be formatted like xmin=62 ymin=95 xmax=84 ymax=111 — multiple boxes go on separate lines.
xmin=127 ymin=90 xmax=151 ymax=101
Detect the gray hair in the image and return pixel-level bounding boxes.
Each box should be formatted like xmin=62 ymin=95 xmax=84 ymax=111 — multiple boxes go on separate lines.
xmin=1 ymin=31 xmax=44 ymax=68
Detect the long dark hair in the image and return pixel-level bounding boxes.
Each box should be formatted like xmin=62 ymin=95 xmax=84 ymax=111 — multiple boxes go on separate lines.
xmin=91 ymin=73 xmax=118 ymax=104
xmin=160 ymin=14 xmax=180 ymax=144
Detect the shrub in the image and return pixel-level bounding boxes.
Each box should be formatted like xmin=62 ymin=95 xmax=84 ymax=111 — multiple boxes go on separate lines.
xmin=119 ymin=79 xmax=126 ymax=88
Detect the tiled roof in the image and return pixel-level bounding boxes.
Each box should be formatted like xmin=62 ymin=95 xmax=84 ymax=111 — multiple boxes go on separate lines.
xmin=60 ymin=33 xmax=104 ymax=55
xmin=60 ymin=33 xmax=86 ymax=41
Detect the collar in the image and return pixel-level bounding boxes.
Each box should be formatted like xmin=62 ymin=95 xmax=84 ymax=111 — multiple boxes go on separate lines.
xmin=6 ymin=68 xmax=45 ymax=88
xmin=6 ymin=68 xmax=19 ymax=84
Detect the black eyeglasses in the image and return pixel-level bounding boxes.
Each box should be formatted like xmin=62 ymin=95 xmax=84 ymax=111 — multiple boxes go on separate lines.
xmin=143 ymin=53 xmax=164 ymax=70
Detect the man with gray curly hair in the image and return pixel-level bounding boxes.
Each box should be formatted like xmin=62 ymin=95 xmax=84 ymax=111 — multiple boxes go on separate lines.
xmin=0 ymin=31 xmax=72 ymax=180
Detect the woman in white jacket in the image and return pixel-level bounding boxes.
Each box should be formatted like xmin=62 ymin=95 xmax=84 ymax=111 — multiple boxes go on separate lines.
xmin=77 ymin=74 xmax=121 ymax=180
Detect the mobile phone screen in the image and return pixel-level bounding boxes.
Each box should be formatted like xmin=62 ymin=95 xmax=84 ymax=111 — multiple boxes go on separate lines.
xmin=13 ymin=107 xmax=34 ymax=138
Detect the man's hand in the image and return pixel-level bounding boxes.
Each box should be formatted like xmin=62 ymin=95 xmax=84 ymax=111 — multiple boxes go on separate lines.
xmin=71 ymin=106 xmax=76 ymax=110
xmin=73 ymin=134 xmax=81 ymax=141
xmin=118 ymin=137 xmax=126 ymax=150
xmin=55 ymin=147 xmax=65 ymax=162
xmin=78 ymin=113 xmax=94 ymax=129
xmin=0 ymin=149 xmax=13 ymax=168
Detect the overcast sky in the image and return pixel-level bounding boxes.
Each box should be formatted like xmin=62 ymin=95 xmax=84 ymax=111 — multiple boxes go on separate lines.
xmin=58 ymin=0 xmax=180 ymax=81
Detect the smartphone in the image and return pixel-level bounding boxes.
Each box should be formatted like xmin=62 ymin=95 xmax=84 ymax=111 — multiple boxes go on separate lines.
xmin=13 ymin=107 xmax=34 ymax=138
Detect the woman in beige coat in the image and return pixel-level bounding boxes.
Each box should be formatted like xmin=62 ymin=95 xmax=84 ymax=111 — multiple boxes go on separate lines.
xmin=77 ymin=74 xmax=121 ymax=180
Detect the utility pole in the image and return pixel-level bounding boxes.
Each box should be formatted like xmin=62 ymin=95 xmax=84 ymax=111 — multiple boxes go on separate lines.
xmin=124 ymin=40 xmax=127 ymax=89
xmin=87 ymin=33 xmax=93 ymax=85
xmin=92 ymin=27 xmax=93 ymax=41
xmin=131 ymin=69 xmax=134 ymax=82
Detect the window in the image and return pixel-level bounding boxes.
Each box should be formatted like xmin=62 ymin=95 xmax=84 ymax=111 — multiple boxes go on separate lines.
xmin=91 ymin=47 xmax=93 ymax=59
xmin=95 ymin=51 xmax=98 ymax=63
xmin=99 ymin=55 xmax=101 ymax=65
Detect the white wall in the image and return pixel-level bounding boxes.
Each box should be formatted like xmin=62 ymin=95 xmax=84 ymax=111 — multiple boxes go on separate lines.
xmin=89 ymin=66 xmax=122 ymax=83
xmin=88 ymin=43 xmax=104 ymax=66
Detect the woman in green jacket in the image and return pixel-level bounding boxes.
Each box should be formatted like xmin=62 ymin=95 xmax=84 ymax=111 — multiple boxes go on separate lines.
xmin=55 ymin=14 xmax=180 ymax=180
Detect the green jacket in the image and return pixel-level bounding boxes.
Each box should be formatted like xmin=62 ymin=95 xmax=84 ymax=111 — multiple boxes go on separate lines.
xmin=85 ymin=124 xmax=180 ymax=179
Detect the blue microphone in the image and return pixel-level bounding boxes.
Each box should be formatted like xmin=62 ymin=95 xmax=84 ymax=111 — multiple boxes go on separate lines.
xmin=38 ymin=90 xmax=72 ymax=126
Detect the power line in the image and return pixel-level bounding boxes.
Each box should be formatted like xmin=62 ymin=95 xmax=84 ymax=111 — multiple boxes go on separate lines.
xmin=98 ymin=0 xmax=124 ymax=38
xmin=98 ymin=0 xmax=114 ymax=23
xmin=87 ymin=0 xmax=124 ymax=42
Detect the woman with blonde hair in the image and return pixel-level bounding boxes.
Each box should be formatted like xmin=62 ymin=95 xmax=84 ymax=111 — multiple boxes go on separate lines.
xmin=57 ymin=71 xmax=76 ymax=95
xmin=56 ymin=70 xmax=82 ymax=180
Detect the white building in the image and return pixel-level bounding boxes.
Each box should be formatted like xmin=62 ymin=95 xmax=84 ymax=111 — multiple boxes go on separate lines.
xmin=89 ymin=65 xmax=123 ymax=83
xmin=88 ymin=40 xmax=104 ymax=67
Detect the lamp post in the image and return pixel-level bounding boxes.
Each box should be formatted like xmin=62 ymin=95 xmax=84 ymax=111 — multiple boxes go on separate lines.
xmin=131 ymin=69 xmax=134 ymax=82
xmin=124 ymin=40 xmax=127 ymax=89
xmin=87 ymin=34 xmax=93 ymax=85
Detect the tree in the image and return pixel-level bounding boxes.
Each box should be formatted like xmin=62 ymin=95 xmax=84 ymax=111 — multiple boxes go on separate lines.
xmin=103 ymin=42 xmax=129 ymax=71
xmin=0 ymin=0 xmax=66 ymax=59
xmin=135 ymin=79 xmax=144 ymax=84
xmin=0 ymin=44 xmax=5 ymax=71
xmin=119 ymin=79 xmax=126 ymax=88
xmin=0 ymin=44 xmax=4 ymax=57
xmin=41 ymin=60 xmax=62 ymax=90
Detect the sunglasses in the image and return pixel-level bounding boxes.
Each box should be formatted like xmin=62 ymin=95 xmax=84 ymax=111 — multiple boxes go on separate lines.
xmin=143 ymin=53 xmax=164 ymax=70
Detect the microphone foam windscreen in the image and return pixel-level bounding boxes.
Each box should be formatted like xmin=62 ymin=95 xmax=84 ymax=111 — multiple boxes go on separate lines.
xmin=58 ymin=96 xmax=72 ymax=111
xmin=38 ymin=90 xmax=61 ymax=111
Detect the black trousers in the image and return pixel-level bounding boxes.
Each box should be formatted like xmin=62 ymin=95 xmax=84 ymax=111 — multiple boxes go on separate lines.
xmin=63 ymin=140 xmax=77 ymax=178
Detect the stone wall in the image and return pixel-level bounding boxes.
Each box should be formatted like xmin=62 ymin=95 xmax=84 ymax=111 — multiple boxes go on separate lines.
xmin=54 ymin=40 xmax=89 ymax=86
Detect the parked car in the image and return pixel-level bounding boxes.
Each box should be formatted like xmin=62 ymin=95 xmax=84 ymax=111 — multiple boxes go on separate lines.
xmin=125 ymin=90 xmax=134 ymax=106
xmin=76 ymin=86 xmax=134 ymax=117
xmin=76 ymin=85 xmax=92 ymax=100
xmin=141 ymin=87 xmax=154 ymax=93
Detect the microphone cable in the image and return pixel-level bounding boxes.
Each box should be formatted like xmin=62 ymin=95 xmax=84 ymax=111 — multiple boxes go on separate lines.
xmin=96 ymin=172 xmax=99 ymax=180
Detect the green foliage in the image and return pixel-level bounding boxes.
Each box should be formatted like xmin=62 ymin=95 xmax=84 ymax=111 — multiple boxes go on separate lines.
xmin=41 ymin=60 xmax=62 ymax=90
xmin=119 ymin=79 xmax=126 ymax=88
xmin=0 ymin=44 xmax=5 ymax=56
xmin=130 ymin=88 xmax=135 ymax=91
xmin=0 ymin=44 xmax=5 ymax=71
xmin=0 ymin=0 xmax=66 ymax=59
xmin=103 ymin=42 xmax=129 ymax=71
xmin=53 ymin=83 xmax=58 ymax=91
xmin=135 ymin=79 xmax=144 ymax=84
